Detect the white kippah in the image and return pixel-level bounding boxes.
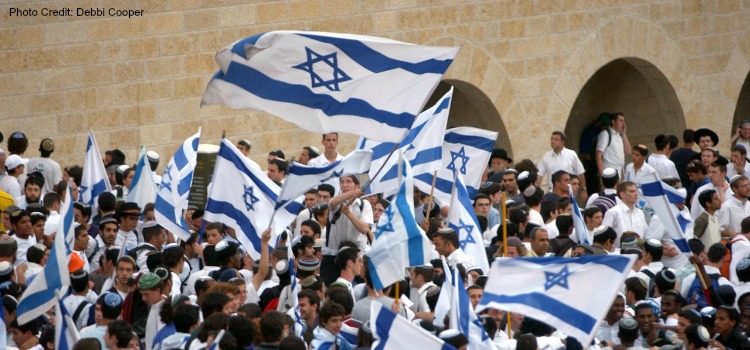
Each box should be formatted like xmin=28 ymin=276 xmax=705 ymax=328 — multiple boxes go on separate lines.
xmin=602 ymin=168 xmax=617 ymax=179
xmin=146 ymin=150 xmax=160 ymax=161
xmin=517 ymin=171 xmax=529 ymax=181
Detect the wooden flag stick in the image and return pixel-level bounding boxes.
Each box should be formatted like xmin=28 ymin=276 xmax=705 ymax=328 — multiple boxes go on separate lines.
xmin=424 ymin=171 xmax=438 ymax=223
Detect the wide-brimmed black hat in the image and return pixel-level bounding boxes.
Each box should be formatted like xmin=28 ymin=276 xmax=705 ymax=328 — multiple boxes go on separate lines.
xmin=490 ymin=148 xmax=512 ymax=163
xmin=693 ymin=128 xmax=719 ymax=146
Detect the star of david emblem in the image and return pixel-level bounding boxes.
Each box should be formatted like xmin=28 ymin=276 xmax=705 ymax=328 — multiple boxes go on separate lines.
xmin=78 ymin=185 xmax=88 ymax=201
xmin=374 ymin=205 xmax=395 ymax=239
xmin=544 ymin=266 xmax=571 ymax=291
xmin=320 ymin=169 xmax=344 ymax=183
xmin=292 ymin=47 xmax=352 ymax=91
xmin=447 ymin=146 xmax=470 ymax=175
xmin=243 ymin=184 xmax=260 ymax=211
xmin=453 ymin=218 xmax=475 ymax=250
xmin=162 ymin=164 xmax=174 ymax=189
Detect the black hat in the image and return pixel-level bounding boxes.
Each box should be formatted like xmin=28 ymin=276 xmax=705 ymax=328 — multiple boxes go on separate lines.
xmin=490 ymin=148 xmax=512 ymax=163
xmin=694 ymin=128 xmax=719 ymax=146
xmin=117 ymin=202 xmax=141 ymax=217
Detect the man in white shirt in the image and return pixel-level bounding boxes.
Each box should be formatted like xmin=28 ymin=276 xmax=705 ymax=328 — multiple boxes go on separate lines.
xmin=408 ymin=265 xmax=440 ymax=320
xmin=433 ymin=228 xmax=475 ymax=270
xmin=693 ymin=190 xmax=722 ymax=251
xmin=727 ymin=144 xmax=750 ymax=177
xmin=596 ymin=113 xmax=631 ymax=178
xmin=537 ymin=131 xmax=586 ymax=195
xmin=24 ymin=138 xmax=62 ymax=194
xmin=10 ymin=209 xmax=36 ymax=267
xmin=729 ymin=217 xmax=750 ymax=285
xmin=625 ymin=144 xmax=656 ymax=185
xmin=330 ymin=246 xmax=362 ymax=303
xmin=43 ymin=192 xmax=61 ymax=236
xmin=0 ymin=155 xmax=27 ymax=198
xmin=718 ymin=175 xmax=750 ymax=237
xmin=115 ymin=202 xmax=140 ymax=252
xmin=691 ymin=162 xmax=733 ymax=220
xmin=602 ymin=181 xmax=647 ymax=247
xmin=647 ymin=135 xmax=680 ymax=180
xmin=14 ymin=176 xmax=43 ymax=210
xmin=730 ymin=120 xmax=750 ymax=154
xmin=138 ymin=272 xmax=166 ymax=350
xmin=308 ymin=133 xmax=344 ymax=194
xmin=267 ymin=158 xmax=287 ymax=186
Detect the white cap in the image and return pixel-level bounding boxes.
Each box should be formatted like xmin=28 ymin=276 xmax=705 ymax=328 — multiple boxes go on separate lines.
xmin=146 ymin=151 xmax=160 ymax=162
xmin=5 ymin=154 xmax=28 ymax=170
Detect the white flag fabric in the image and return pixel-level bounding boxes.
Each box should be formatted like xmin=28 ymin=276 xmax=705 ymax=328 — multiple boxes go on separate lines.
xmin=205 ymin=139 xmax=302 ymax=258
xmin=17 ymin=188 xmax=73 ymax=324
xmin=79 ymin=130 xmax=112 ymax=216
xmin=569 ymin=184 xmax=591 ymax=244
xmin=433 ymin=257 xmax=456 ymax=329
xmin=368 ymin=152 xmax=433 ymax=291
xmin=357 ymin=88 xmax=451 ymax=196
xmin=154 ymin=129 xmax=201 ymax=241
xmin=449 ymin=267 xmax=495 ymax=350
xmin=476 ymin=256 xmax=635 ymax=346
xmin=127 ymin=146 xmax=158 ymax=210
xmin=414 ymin=127 xmax=497 ymax=205
xmin=370 ymin=302 xmax=457 ymax=350
xmin=637 ymin=173 xmax=691 ymax=253
xmin=56 ymin=294 xmax=80 ymax=350
xmin=447 ymin=173 xmax=490 ymax=273
xmin=201 ymin=31 xmax=459 ymax=143
xmin=277 ymin=149 xmax=373 ymax=209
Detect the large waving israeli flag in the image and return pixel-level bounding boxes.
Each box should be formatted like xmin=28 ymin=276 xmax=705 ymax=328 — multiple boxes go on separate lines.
xmin=127 ymin=146 xmax=158 ymax=209
xmin=201 ymin=31 xmax=459 ymax=143
xmin=368 ymin=152 xmax=434 ymax=291
xmin=569 ymin=184 xmax=591 ymax=244
xmin=450 ymin=267 xmax=495 ymax=350
xmin=154 ymin=130 xmax=201 ymax=241
xmin=637 ymin=173 xmax=691 ymax=253
xmin=277 ymin=149 xmax=373 ymax=209
xmin=357 ymin=88 xmax=452 ymax=196
xmin=79 ymin=130 xmax=111 ymax=216
xmin=205 ymin=139 xmax=301 ymax=258
xmin=414 ymin=127 xmax=497 ymax=205
xmin=17 ymin=187 xmax=73 ymax=324
xmin=370 ymin=302 xmax=457 ymax=350
xmin=477 ymin=255 xmax=635 ymax=346
xmin=56 ymin=293 xmax=80 ymax=350
xmin=447 ymin=173 xmax=490 ymax=273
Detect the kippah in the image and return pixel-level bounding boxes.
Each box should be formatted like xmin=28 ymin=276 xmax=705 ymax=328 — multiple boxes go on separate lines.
xmin=439 ymin=329 xmax=461 ymax=340
xmin=504 ymin=168 xmax=518 ymax=175
xmin=116 ymin=164 xmax=130 ymax=175
xmin=300 ymin=275 xmax=319 ymax=288
xmin=523 ymin=185 xmax=537 ymax=197
xmin=142 ymin=221 xmax=162 ymax=230
xmin=298 ymin=256 xmax=320 ymax=272
xmin=146 ymin=151 xmax=159 ymax=161
xmin=0 ymin=262 xmax=13 ymax=276
xmin=645 ymin=239 xmax=662 ymax=248
xmin=412 ymin=319 xmax=436 ymax=334
xmin=730 ymin=175 xmax=746 ymax=185
xmin=657 ymin=269 xmax=676 ymax=283
xmin=103 ymin=292 xmax=123 ymax=308
xmin=31 ymin=243 xmax=46 ymax=252
xmin=737 ymin=259 xmax=750 ymax=282
xmin=0 ymin=237 xmax=14 ymax=247
xmin=138 ymin=272 xmax=161 ymax=289
xmin=215 ymin=240 xmax=238 ymax=252
xmin=676 ymin=188 xmax=688 ymax=198
xmin=98 ymin=215 xmax=118 ymax=227
xmin=619 ymin=318 xmax=638 ymax=331
xmin=163 ymin=243 xmax=180 ymax=250
xmin=71 ymin=269 xmax=88 ymax=281
xmin=153 ymin=267 xmax=170 ymax=281
xmin=696 ymin=325 xmax=711 ymax=342
xmin=592 ymin=225 xmax=608 ymax=236
xmin=517 ymin=170 xmax=529 ymax=181
xmin=602 ymin=168 xmax=618 ymax=179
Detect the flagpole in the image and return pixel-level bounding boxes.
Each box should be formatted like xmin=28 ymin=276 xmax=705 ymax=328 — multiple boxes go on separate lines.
xmin=501 ymin=192 xmax=511 ymax=338
xmin=424 ymin=171 xmax=438 ymax=223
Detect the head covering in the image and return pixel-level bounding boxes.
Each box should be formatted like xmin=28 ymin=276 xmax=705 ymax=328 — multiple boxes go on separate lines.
xmin=693 ymin=128 xmax=719 ymax=146
xmin=0 ymin=262 xmax=13 ymax=278
xmin=619 ymin=318 xmax=638 ymax=331
xmin=71 ymin=269 xmax=88 ymax=282
xmin=644 ymin=239 xmax=663 ymax=250
xmin=490 ymin=148 xmax=512 ymax=163
xmin=146 ymin=151 xmax=159 ymax=162
xmin=98 ymin=215 xmax=119 ymax=229
xmin=736 ymin=258 xmax=750 ymax=282
xmin=68 ymin=253 xmax=85 ymax=272
xmin=5 ymin=155 xmax=28 ymax=170
xmin=116 ymin=164 xmax=130 ymax=175
xmin=602 ymin=167 xmax=618 ymax=179
xmin=39 ymin=138 xmax=54 ymax=153
xmin=138 ymin=272 xmax=161 ymax=289
xmin=298 ymin=256 xmax=320 ymax=272
xmin=117 ymin=202 xmax=141 ymax=217
xmin=506 ymin=237 xmax=523 ymax=248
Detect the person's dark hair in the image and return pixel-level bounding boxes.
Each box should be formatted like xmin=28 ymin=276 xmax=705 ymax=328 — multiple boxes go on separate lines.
xmin=683 ymin=129 xmax=695 ymax=144
xmin=198 ymin=312 xmax=230 ymax=342
xmin=303 ymin=146 xmax=320 ymax=159
xmin=644 ymin=241 xmax=663 ymax=261
xmin=298 ymin=289 xmax=320 ymax=311
xmin=42 ymin=192 xmax=60 ymax=210
xmin=73 ymin=337 xmax=101 ymax=350
xmin=632 ymin=144 xmax=648 ymax=157
xmin=699 ymin=190 xmax=717 ymax=210
xmin=551 ymin=170 xmax=569 ymax=186
xmin=66 ymin=166 xmax=83 ymax=187
xmin=509 ymin=208 xmax=529 ymax=226
xmin=654 ymin=135 xmax=670 ymax=151
xmin=524 ymin=186 xmax=544 ymax=207
xmin=227 ymin=314 xmax=255 ymax=348
xmin=300 ymin=219 xmax=321 ymax=236
xmin=602 ymin=172 xmax=619 ymax=189
xmin=38 ymin=326 xmax=55 ymax=350
xmin=162 ymin=245 xmax=184 ymax=269
xmin=105 ymin=149 xmax=126 ymax=166
xmin=709 ymin=162 xmax=727 ymax=174
xmin=335 ymin=246 xmax=360 ymax=271
xmin=707 ymin=243 xmax=728 ymax=264
xmin=618 ymin=319 xmax=639 ymax=344
xmin=668 ymin=135 xmax=679 ymax=149
xmin=98 ymin=192 xmax=116 ymax=213
xmin=260 ymin=311 xmax=285 ymax=343
xmin=7 ymin=131 xmax=28 ymax=155
xmin=479 ymin=182 xmax=502 ymax=196
xmin=593 ymin=227 xmax=616 ymax=245
xmin=107 ymin=321 xmax=133 ymax=348
xmin=685 ymin=324 xmax=710 ymax=348
xmin=238 ymin=303 xmax=262 ymax=319
xmin=433 ymin=228 xmax=460 ymax=249
xmin=326 ymin=285 xmax=354 ymax=314
xmin=555 ymin=215 xmax=573 ymax=237
xmin=583 ymin=206 xmax=602 ymax=219
xmin=624 ymin=277 xmax=647 ymax=301
xmin=317 ymin=183 xmax=335 ymax=199
xmin=201 ymin=292 xmax=231 ymax=320
xmin=319 ymin=301 xmax=346 ymax=324
xmin=686 ymin=159 xmax=707 ymax=175
xmin=688 ymin=238 xmax=705 ymax=256
xmin=519 ymin=316 xmax=556 ymax=336
xmin=516 ymin=333 xmax=538 ymax=350
xmin=74 ymin=202 xmax=92 ymax=221
xmin=172 ymin=304 xmax=200 ymax=333
xmin=551 ymin=130 xmax=566 ymax=142
xmin=71 ymin=269 xmax=89 ymax=293
xmin=9 ymin=316 xmax=41 ymax=336
xmin=279 ymin=335 xmax=307 ymax=350
xmin=540 ymin=200 xmax=558 ymax=223
xmin=268 ymin=158 xmax=287 ymax=174
xmin=26 ymin=245 xmax=44 ymax=264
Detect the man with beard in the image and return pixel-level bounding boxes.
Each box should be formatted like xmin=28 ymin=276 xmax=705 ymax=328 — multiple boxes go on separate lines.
xmin=596 ymin=294 xmax=626 ymax=344
xmin=89 ymin=216 xmax=118 ymax=272
xmin=14 ymin=176 xmax=43 ymax=209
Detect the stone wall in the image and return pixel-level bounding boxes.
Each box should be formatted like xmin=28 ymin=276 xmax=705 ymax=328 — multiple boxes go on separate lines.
xmin=1 ymin=0 xmax=749 ymax=171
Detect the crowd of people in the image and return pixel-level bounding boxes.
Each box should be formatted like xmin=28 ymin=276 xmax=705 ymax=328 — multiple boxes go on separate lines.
xmin=0 ymin=112 xmax=750 ymax=350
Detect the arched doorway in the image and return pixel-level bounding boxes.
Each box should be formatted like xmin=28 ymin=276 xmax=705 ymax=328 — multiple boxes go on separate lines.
xmin=564 ymin=57 xmax=686 ymax=192
xmin=734 ymin=73 xmax=750 ymax=128
xmin=425 ymin=79 xmax=512 ymax=157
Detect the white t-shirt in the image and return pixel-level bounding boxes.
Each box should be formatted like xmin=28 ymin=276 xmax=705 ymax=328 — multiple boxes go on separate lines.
xmin=646 ymin=153 xmax=680 ymax=180
xmin=596 ymin=128 xmax=625 ymax=174
xmin=25 ymin=157 xmax=63 ymax=193
xmin=537 ymin=148 xmax=585 ymax=189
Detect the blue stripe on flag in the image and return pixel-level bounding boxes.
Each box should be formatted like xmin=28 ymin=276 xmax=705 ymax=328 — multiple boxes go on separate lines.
xmin=217 ymin=61 xmax=417 ymax=129
xmin=368 ymin=263 xmax=385 ymax=298
xmin=414 ymin=173 xmax=453 ymax=195
xmin=17 ymin=289 xmax=56 ymax=315
xmin=481 ymin=291 xmax=597 ymax=334
xmin=298 ymin=33 xmax=455 ymax=75
xmin=369 ymin=141 xmax=398 ymax=159
xmin=444 ymin=132 xmax=495 ymax=150
xmin=380 ymin=147 xmax=442 ymax=182
xmin=205 ymin=199 xmax=261 ymax=250
xmin=641 ymin=181 xmax=684 ymax=204
xmin=457 ymin=276 xmax=471 ymax=335
xmin=218 ymin=141 xmax=279 ymax=201
xmin=372 ymin=306 xmax=396 ymax=350
xmin=499 ymin=255 xmax=631 ymax=273
xmin=230 ymin=33 xmax=265 ymax=58
xmin=674 ymin=238 xmax=690 ymax=253
xmin=287 ymin=160 xmax=342 ymax=176
xmin=395 ymin=178 xmax=426 ymax=266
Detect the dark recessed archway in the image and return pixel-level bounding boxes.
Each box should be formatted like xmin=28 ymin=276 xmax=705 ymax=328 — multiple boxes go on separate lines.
xmin=734 ymin=73 xmax=750 ymax=127
xmin=424 ymin=79 xmax=512 ymax=157
xmin=564 ymin=57 xmax=686 ymax=192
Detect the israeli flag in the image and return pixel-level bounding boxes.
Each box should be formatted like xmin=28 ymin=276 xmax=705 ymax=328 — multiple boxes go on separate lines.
xmin=17 ymin=187 xmax=73 ymax=324
xmin=205 ymin=139 xmax=302 ymax=259
xmin=277 ymin=149 xmax=373 ymax=209
xmin=450 ymin=267 xmax=495 ymax=350
xmin=154 ymin=129 xmax=201 ymax=241
xmin=56 ymin=293 xmax=80 ymax=350
xmin=208 ymin=329 xmax=225 ymax=350
xmin=127 ymin=146 xmax=158 ymax=210
xmin=370 ymin=302 xmax=457 ymax=350
xmin=414 ymin=127 xmax=497 ymax=205
xmin=447 ymin=173 xmax=490 ymax=273
xmin=637 ymin=173 xmax=691 ymax=253
xmin=569 ymin=184 xmax=590 ymax=244
xmin=476 ymin=255 xmax=635 ymax=346
xmin=286 ymin=254 xmax=305 ymax=337
xmin=201 ymin=31 xmax=459 ymax=143
xmin=368 ymin=152 xmax=433 ymax=291
xmin=357 ymin=88 xmax=452 ymax=196
xmin=79 ymin=130 xmax=111 ymax=216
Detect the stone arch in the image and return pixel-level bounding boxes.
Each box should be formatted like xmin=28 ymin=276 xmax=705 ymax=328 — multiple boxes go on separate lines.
xmin=729 ymin=30 xmax=750 ymax=129
xmin=425 ymin=36 xmax=524 ymax=160
xmin=551 ymin=15 xmax=700 ymax=152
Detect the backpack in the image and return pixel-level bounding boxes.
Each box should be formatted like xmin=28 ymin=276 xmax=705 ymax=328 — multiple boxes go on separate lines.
xmin=641 ymin=267 xmax=668 ymax=298
xmin=591 ymin=192 xmax=618 ymax=215
xmin=686 ymin=272 xmax=721 ymax=308
xmin=127 ymin=244 xmax=156 ymax=268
